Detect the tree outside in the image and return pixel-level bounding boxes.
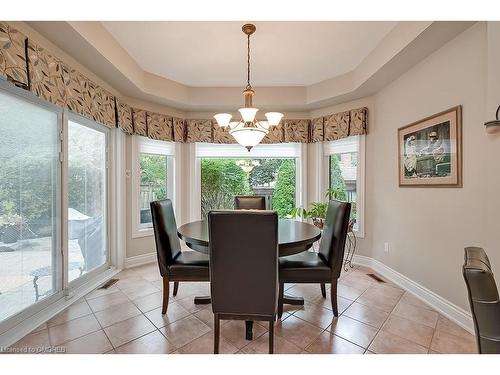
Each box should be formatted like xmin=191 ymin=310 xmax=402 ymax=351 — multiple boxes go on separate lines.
xmin=271 ymin=159 xmax=296 ymax=217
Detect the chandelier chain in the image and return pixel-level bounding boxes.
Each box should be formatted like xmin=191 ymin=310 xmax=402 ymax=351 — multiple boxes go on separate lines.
xmin=247 ymin=34 xmax=251 ymax=89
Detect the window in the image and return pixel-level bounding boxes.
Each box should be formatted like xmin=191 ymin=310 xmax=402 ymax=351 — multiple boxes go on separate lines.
xmin=67 ymin=119 xmax=108 ymax=283
xmin=325 ymin=136 xmax=365 ymax=236
xmin=132 ymin=136 xmax=175 ymax=237
xmin=194 ymin=143 xmax=304 ymax=220
xmin=0 ymin=89 xmax=59 ymax=322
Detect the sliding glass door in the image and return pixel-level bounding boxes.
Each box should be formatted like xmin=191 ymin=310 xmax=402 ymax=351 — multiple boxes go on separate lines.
xmin=67 ymin=118 xmax=109 ymax=284
xmin=0 ymin=89 xmax=60 ymax=322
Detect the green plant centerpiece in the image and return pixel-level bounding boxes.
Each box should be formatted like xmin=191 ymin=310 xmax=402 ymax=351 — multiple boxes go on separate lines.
xmin=289 ymin=188 xmax=347 ymax=230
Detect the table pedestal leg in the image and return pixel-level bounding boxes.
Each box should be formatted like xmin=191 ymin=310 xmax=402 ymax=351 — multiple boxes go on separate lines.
xmin=245 ymin=321 xmax=253 ymax=340
xmin=193 ymin=296 xmax=211 ymax=304
xmin=283 ymin=294 xmax=305 ymax=305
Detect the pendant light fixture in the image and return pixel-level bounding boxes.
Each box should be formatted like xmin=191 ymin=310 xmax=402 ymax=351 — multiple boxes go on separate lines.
xmin=213 ymin=23 xmax=283 ymax=151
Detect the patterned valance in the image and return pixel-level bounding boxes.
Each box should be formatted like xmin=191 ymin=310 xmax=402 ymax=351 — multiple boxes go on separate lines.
xmin=0 ymin=21 xmax=368 ymax=144
xmin=0 ymin=23 xmax=28 ymax=87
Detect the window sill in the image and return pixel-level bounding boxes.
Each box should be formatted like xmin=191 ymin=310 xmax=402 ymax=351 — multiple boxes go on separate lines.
xmin=132 ymin=227 xmax=154 ymax=239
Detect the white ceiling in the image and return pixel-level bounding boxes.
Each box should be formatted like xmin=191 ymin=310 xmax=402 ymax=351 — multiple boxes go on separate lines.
xmin=101 ymin=21 xmax=397 ymax=87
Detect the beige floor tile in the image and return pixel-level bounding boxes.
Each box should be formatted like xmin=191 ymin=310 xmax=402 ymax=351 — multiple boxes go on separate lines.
xmin=160 ymin=315 xmax=211 ymax=348
xmin=293 ymin=302 xmax=336 ymax=329
xmin=120 ymin=282 xmax=160 ymax=300
xmin=328 ymin=315 xmax=378 ymax=348
xmin=286 ymin=284 xmax=329 ymax=304
xmin=368 ymin=331 xmax=428 ymax=354
xmin=104 ymin=315 xmax=156 ymax=347
xmin=343 ymin=302 xmax=390 ymax=329
xmin=131 ymin=263 xmax=159 ymax=276
xmin=241 ymin=332 xmax=303 ymax=354
xmin=49 ymin=314 xmax=101 ymax=346
xmin=313 ymin=295 xmax=353 ymax=314
xmin=176 ymin=296 xmax=211 ymax=313
xmin=392 ymin=301 xmax=439 ymax=328
xmin=194 ymin=308 xmax=215 ymax=328
xmin=400 ymin=292 xmax=435 ymax=311
xmin=170 ymin=282 xmax=210 ymax=300
xmin=178 ymin=331 xmax=238 ymax=354
xmin=382 ymin=315 xmax=434 ymax=348
xmin=356 ymin=284 xmax=403 ymax=313
xmin=430 ymin=330 xmax=477 ymax=354
xmin=11 ymin=330 xmax=51 ymax=353
xmin=273 ymin=315 xmax=323 ymax=349
xmin=340 ymin=274 xmax=374 ymax=292
xmin=115 ymin=330 xmax=176 ymax=354
xmin=114 ymin=276 xmax=145 ymax=290
xmin=220 ymin=320 xmax=267 ymax=349
xmin=85 ymin=285 xmax=120 ymax=300
xmin=62 ymin=330 xmax=113 ymax=354
xmin=132 ymin=291 xmax=164 ymax=313
xmin=435 ymin=315 xmax=474 ymax=340
xmin=94 ymin=300 xmax=142 ymax=328
xmin=337 ymin=282 xmax=365 ymax=300
xmin=305 ymin=331 xmax=365 ymax=354
xmin=114 ymin=269 xmax=140 ymax=280
xmin=144 ymin=303 xmax=191 ymax=329
xmin=86 ymin=291 xmax=130 ymax=313
xmin=47 ymin=300 xmax=93 ymax=327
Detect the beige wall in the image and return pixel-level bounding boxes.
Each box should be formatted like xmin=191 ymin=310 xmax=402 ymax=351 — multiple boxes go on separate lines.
xmin=367 ymin=22 xmax=495 ymax=310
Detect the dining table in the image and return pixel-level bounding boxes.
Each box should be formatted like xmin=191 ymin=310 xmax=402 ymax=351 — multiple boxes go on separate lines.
xmin=177 ymin=218 xmax=322 ymax=340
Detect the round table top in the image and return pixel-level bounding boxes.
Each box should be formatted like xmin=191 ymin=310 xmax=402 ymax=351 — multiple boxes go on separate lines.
xmin=177 ymin=219 xmax=321 ymax=257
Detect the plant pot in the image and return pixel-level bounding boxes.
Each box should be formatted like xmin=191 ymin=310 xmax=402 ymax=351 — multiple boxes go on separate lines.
xmin=2 ymin=225 xmax=20 ymax=244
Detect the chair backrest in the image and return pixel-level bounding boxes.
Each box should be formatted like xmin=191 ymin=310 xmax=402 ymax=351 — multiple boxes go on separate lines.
xmin=463 ymin=247 xmax=500 ymax=353
xmin=208 ymin=210 xmax=278 ymax=317
xmin=234 ymin=196 xmax=266 ymax=210
xmin=318 ymin=200 xmax=351 ymax=277
xmin=150 ymin=199 xmax=182 ymax=276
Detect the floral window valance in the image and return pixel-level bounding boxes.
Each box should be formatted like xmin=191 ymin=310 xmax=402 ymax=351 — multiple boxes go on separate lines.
xmin=1 ymin=21 xmax=367 ymax=143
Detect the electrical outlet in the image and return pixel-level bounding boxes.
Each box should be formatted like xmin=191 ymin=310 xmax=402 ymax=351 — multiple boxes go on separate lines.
xmin=384 ymin=242 xmax=389 ymax=253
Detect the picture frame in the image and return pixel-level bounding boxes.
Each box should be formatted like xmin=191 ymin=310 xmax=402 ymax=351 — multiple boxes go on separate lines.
xmin=398 ymin=106 xmax=462 ymax=187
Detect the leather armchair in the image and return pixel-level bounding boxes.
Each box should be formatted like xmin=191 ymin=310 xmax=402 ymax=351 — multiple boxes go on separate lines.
xmin=463 ymin=247 xmax=500 ymax=353
xmin=208 ymin=210 xmax=279 ymax=354
xmin=234 ymin=195 xmax=266 ymax=210
xmin=150 ymin=199 xmax=209 ymax=314
xmin=278 ymin=200 xmax=351 ymax=317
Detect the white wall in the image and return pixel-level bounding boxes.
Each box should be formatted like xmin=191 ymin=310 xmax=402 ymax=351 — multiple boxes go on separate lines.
xmin=367 ymin=22 xmax=494 ymax=311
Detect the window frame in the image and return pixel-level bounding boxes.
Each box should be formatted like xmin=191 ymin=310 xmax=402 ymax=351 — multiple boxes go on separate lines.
xmin=191 ymin=142 xmax=306 ymax=221
xmin=131 ymin=135 xmax=176 ymax=238
xmin=323 ymin=135 xmax=366 ymax=238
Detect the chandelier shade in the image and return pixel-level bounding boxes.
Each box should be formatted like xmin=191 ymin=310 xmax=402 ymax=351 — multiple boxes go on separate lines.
xmin=213 ymin=23 xmax=283 ymax=151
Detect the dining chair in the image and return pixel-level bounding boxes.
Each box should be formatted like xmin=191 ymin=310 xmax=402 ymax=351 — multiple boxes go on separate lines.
xmin=463 ymin=246 xmax=500 ymax=353
xmin=208 ymin=210 xmax=279 ymax=354
xmin=278 ymin=199 xmax=351 ymax=318
xmin=234 ymin=195 xmax=266 ymax=210
xmin=150 ymin=199 xmax=209 ymax=314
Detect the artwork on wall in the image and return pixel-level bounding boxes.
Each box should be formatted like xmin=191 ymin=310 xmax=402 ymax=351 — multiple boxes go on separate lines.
xmin=398 ymin=106 xmax=462 ymax=187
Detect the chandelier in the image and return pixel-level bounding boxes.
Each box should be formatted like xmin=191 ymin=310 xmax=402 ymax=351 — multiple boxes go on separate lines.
xmin=213 ymin=23 xmax=283 ymax=151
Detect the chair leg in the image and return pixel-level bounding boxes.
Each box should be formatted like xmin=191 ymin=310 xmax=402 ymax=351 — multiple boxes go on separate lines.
xmin=278 ymin=282 xmax=284 ymax=319
xmin=173 ymin=281 xmax=179 ymax=296
xmin=320 ymin=283 xmax=326 ymax=298
xmin=214 ymin=315 xmax=220 ymax=354
xmin=162 ymin=276 xmax=170 ymax=315
xmin=269 ymin=319 xmax=274 ymax=354
xmin=331 ymin=278 xmax=339 ymax=316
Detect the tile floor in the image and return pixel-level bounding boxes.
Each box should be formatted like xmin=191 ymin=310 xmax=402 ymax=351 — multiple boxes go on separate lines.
xmin=9 ymin=261 xmax=478 ymax=354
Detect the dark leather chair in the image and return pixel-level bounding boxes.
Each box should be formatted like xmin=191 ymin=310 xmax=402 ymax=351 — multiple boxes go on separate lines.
xmin=278 ymin=200 xmax=351 ymax=318
xmin=150 ymin=199 xmax=209 ymax=314
xmin=208 ymin=210 xmax=279 ymax=354
xmin=463 ymin=247 xmax=500 ymax=353
xmin=234 ymin=195 xmax=266 ymax=210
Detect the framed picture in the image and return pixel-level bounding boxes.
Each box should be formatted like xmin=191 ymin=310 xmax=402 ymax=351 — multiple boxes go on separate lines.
xmin=398 ymin=106 xmax=462 ymax=187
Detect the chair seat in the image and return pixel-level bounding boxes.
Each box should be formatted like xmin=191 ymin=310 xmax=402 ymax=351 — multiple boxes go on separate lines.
xmin=169 ymin=251 xmax=209 ymax=278
xmin=279 ymin=251 xmax=332 ymax=282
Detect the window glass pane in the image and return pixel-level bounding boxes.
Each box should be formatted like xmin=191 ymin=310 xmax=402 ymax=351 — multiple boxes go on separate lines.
xmin=200 ymin=158 xmax=296 ymax=218
xmin=330 ymin=151 xmax=358 ymax=229
xmin=139 ymin=153 xmax=168 ymax=225
xmin=0 ymin=91 xmax=58 ymax=321
xmin=68 ymin=121 xmax=107 ymax=282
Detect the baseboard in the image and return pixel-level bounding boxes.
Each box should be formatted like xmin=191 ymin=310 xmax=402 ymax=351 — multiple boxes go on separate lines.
xmin=352 ymin=254 xmax=474 ymax=334
xmin=0 ymin=268 xmax=120 ymax=348
xmin=124 ymin=253 xmax=157 ymax=269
